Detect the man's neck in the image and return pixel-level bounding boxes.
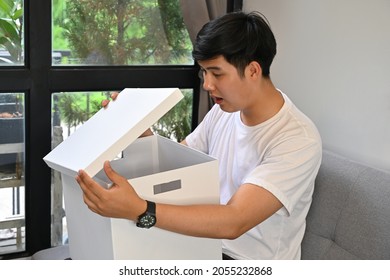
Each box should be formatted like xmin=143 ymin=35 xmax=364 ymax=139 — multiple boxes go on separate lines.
xmin=240 ymin=80 xmax=284 ymax=126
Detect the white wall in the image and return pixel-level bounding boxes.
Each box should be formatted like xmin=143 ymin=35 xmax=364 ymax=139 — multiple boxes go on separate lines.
xmin=244 ymin=0 xmax=390 ymax=172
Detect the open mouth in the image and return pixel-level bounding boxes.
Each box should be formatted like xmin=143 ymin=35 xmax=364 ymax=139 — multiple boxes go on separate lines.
xmin=212 ymin=96 xmax=223 ymax=104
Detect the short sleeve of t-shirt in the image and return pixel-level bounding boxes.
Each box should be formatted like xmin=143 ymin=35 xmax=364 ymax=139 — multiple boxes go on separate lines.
xmin=243 ymin=136 xmax=321 ymax=215
xmin=186 ymin=96 xmax=322 ymax=215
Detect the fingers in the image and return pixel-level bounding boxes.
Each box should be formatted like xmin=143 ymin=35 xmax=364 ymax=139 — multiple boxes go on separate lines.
xmin=140 ymin=128 xmax=154 ymax=138
xmin=101 ymin=99 xmax=110 ymax=107
xmin=101 ymin=91 xmax=120 ymax=108
xmin=75 ymin=170 xmax=98 ymax=212
xmin=111 ymin=92 xmax=119 ymax=100
xmin=81 ymin=189 xmax=99 ymax=214
xmin=76 ymin=163 xmax=144 ymax=220
xmin=103 ymin=161 xmax=125 ymax=187
xmin=76 ymin=169 xmax=104 ymax=203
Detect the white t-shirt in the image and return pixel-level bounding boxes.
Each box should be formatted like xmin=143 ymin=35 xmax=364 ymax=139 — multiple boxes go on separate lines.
xmin=185 ymin=91 xmax=322 ymax=259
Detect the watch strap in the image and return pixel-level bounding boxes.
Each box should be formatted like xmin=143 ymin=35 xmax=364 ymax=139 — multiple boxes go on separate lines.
xmin=145 ymin=200 xmax=156 ymax=215
xmin=136 ymin=200 xmax=156 ymax=228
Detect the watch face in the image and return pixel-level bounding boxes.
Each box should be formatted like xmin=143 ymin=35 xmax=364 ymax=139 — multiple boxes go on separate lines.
xmin=138 ymin=214 xmax=156 ymax=228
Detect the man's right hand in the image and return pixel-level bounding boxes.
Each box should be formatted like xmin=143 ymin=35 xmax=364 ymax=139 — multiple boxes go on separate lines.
xmin=101 ymin=92 xmax=119 ymax=108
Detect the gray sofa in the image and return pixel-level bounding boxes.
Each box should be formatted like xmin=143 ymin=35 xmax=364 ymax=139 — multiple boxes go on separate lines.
xmin=33 ymin=150 xmax=390 ymax=260
xmin=301 ymin=150 xmax=390 ymax=259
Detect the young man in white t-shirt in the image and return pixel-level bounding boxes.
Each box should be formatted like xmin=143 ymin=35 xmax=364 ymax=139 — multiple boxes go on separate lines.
xmin=76 ymin=11 xmax=322 ymax=259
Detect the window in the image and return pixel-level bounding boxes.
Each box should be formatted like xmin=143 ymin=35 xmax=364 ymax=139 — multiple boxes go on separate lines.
xmin=0 ymin=0 xmax=239 ymax=259
xmin=52 ymin=0 xmax=193 ymax=66
xmin=0 ymin=92 xmax=25 ymax=254
xmin=0 ymin=0 xmax=25 ymax=255
xmin=0 ymin=0 xmax=201 ymax=259
xmin=0 ymin=0 xmax=24 ymax=65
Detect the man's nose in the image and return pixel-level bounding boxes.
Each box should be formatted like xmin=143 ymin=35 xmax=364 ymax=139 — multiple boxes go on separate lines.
xmin=203 ymin=76 xmax=215 ymax=91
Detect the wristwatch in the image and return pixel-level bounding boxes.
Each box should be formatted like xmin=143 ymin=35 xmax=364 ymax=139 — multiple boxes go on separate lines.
xmin=136 ymin=200 xmax=157 ymax=229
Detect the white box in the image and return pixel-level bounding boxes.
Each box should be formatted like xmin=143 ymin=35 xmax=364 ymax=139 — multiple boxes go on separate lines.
xmin=44 ymin=88 xmax=221 ymax=260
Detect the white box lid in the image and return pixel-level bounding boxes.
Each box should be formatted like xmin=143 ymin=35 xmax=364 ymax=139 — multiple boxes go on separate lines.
xmin=43 ymin=88 xmax=183 ymax=177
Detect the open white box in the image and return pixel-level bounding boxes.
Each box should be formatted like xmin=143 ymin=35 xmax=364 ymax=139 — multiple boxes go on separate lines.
xmin=44 ymin=88 xmax=221 ymax=259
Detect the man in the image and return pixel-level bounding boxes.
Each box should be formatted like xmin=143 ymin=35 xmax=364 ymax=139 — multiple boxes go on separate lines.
xmin=76 ymin=11 xmax=322 ymax=259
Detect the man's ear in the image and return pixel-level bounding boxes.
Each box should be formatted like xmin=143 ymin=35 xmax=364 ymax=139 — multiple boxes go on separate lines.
xmin=246 ymin=61 xmax=262 ymax=78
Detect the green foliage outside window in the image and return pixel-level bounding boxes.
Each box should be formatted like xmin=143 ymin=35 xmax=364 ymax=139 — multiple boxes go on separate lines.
xmin=54 ymin=92 xmax=107 ymax=136
xmin=53 ymin=0 xmax=192 ymax=65
xmin=0 ymin=0 xmax=23 ymax=63
xmin=151 ymin=89 xmax=192 ymax=142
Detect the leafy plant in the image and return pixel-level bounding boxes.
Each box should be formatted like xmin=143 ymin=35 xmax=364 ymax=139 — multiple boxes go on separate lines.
xmin=59 ymin=0 xmax=192 ymax=65
xmin=56 ymin=92 xmax=109 ymax=136
xmin=0 ymin=0 xmax=23 ymax=63
xmin=57 ymin=94 xmax=86 ymax=136
xmin=152 ymin=89 xmax=192 ymax=142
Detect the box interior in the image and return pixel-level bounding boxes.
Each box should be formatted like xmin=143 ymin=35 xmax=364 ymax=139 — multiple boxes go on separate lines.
xmin=94 ymin=135 xmax=214 ymax=184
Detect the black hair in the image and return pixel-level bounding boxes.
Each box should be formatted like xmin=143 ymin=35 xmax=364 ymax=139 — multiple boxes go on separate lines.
xmin=192 ymin=11 xmax=277 ymax=78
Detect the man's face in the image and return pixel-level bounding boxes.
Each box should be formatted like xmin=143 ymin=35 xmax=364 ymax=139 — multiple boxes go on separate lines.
xmin=198 ymin=56 xmax=251 ymax=113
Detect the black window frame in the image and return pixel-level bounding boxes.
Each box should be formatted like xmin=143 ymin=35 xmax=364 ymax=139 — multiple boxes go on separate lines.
xmin=0 ymin=0 xmax=241 ymax=259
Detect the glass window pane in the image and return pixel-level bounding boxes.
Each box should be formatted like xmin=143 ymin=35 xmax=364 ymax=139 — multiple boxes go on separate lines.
xmin=50 ymin=89 xmax=192 ymax=246
xmin=0 ymin=93 xmax=25 ymax=254
xmin=52 ymin=0 xmax=193 ymax=66
xmin=0 ymin=0 xmax=24 ymax=65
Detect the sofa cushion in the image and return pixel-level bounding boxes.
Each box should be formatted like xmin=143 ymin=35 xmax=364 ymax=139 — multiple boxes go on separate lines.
xmin=302 ymin=151 xmax=390 ymax=259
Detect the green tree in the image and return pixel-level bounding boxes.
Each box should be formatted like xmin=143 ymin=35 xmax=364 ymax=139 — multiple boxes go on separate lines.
xmin=0 ymin=0 xmax=23 ymax=63
xmin=56 ymin=91 xmax=109 ymax=136
xmin=157 ymin=0 xmax=190 ymax=62
xmin=57 ymin=94 xmax=86 ymax=136
xmin=152 ymin=89 xmax=192 ymax=142
xmin=52 ymin=0 xmax=69 ymax=51
xmin=60 ymin=0 xmax=192 ymax=65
